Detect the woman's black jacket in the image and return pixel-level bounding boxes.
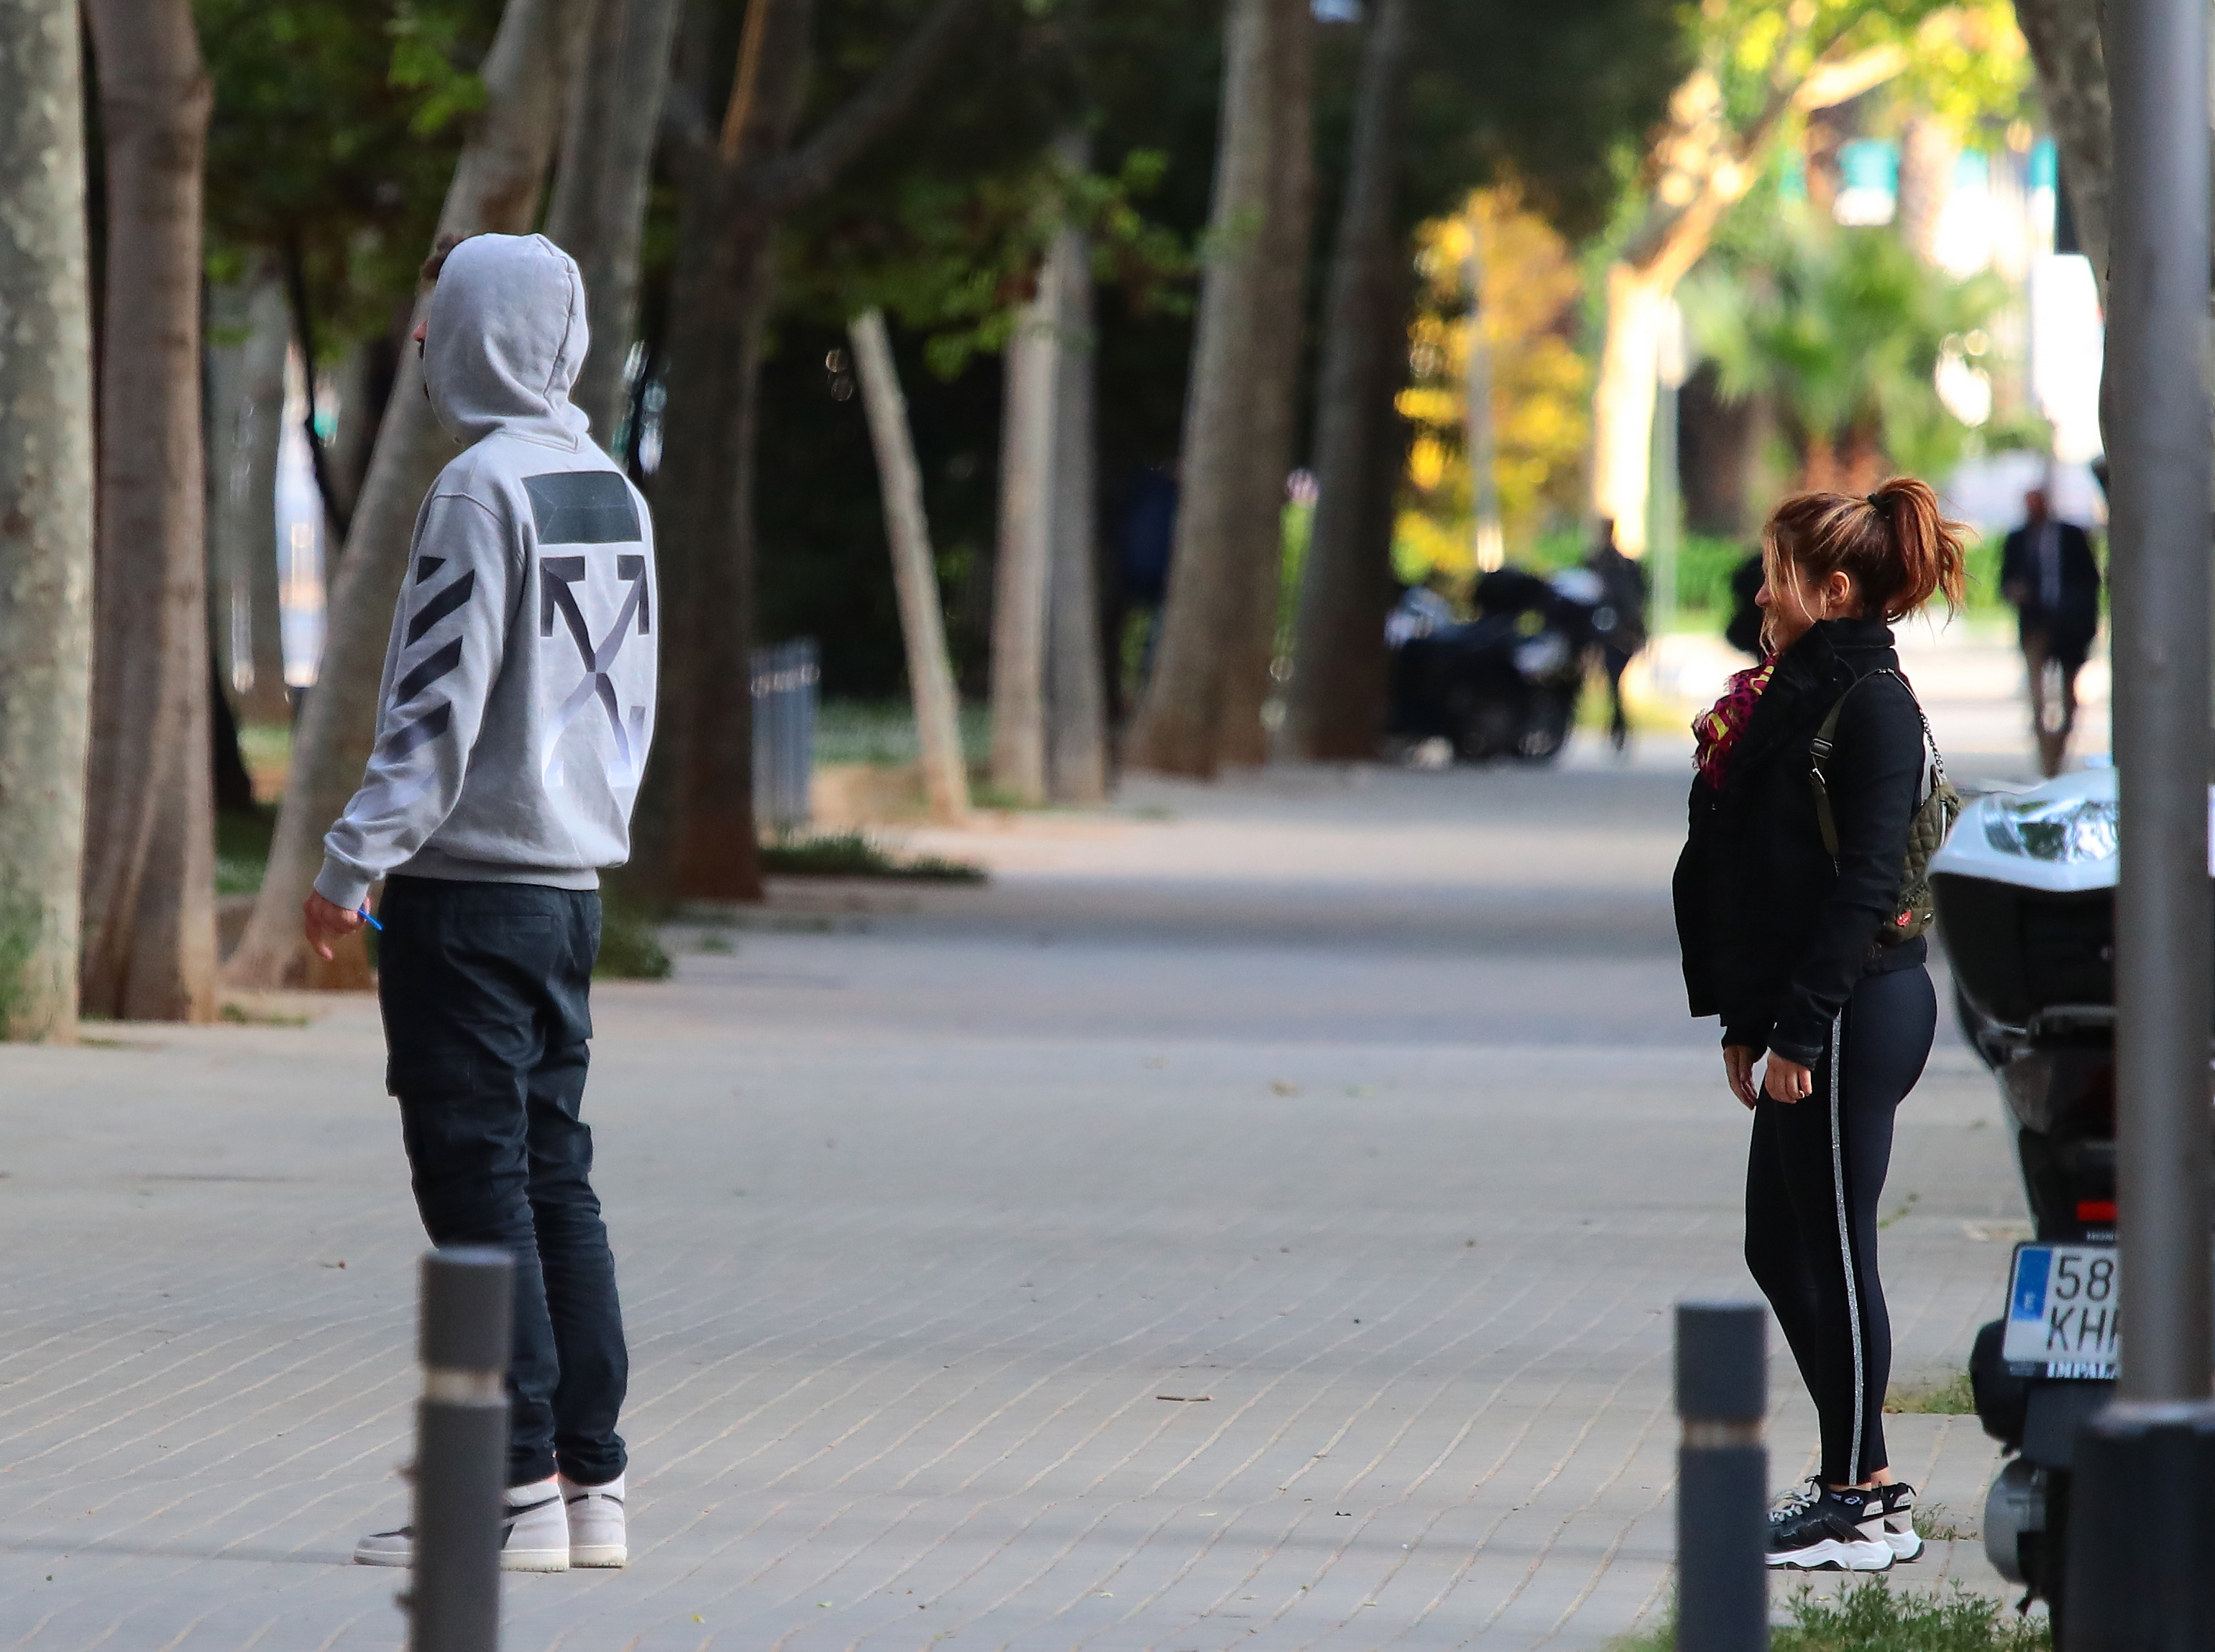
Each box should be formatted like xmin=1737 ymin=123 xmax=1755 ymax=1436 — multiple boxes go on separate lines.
xmin=1672 ymin=616 xmax=1929 ymax=1065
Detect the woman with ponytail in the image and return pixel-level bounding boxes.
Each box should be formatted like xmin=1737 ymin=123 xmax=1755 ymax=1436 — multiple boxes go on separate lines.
xmin=1673 ymin=477 xmax=1968 ymax=1571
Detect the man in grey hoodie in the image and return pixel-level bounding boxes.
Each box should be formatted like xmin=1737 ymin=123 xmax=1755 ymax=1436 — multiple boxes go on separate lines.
xmin=303 ymin=232 xmax=652 ymax=1574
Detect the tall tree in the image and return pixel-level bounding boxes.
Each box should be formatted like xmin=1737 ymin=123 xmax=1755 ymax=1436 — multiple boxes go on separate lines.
xmin=0 ymin=0 xmax=98 ymax=1041
xmin=1283 ymin=0 xmax=1414 ymax=762
xmin=79 ymin=0 xmax=218 ymax=1022
xmin=1123 ymin=0 xmax=1313 ymax=778
xmin=2008 ymin=0 xmax=2106 ymax=288
xmin=224 ymin=0 xmax=592 ymax=989
xmin=991 ymin=265 xmax=1057 ymax=804
xmin=1044 ymin=177 xmax=1109 ymax=805
xmin=544 ymin=0 xmax=685 ymax=442
xmin=634 ymin=0 xmax=984 ymax=902
xmin=1211 ymin=0 xmax=1313 ymax=768
xmin=849 ymin=307 xmax=971 ymax=822
xmin=1587 ymin=2 xmax=1930 ymax=557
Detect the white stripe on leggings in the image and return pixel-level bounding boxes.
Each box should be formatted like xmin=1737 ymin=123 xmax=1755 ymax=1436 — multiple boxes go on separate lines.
xmin=1828 ymin=1006 xmax=1866 ymax=1482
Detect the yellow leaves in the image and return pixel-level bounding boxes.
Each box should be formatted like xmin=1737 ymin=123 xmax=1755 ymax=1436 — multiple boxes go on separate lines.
xmin=1395 ymin=187 xmax=1591 ymax=577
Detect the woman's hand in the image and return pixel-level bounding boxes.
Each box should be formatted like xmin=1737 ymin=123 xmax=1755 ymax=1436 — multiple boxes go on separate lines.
xmin=1723 ymin=1046 xmax=1759 ymax=1110
xmin=1763 ymin=1054 xmax=1815 ymax=1103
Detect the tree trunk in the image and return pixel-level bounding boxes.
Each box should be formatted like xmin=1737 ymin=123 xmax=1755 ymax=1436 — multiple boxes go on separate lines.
xmin=1213 ymin=0 xmax=1314 ymax=768
xmin=1283 ymin=0 xmax=1413 ymax=763
xmin=544 ymin=0 xmax=684 ymax=445
xmin=638 ymin=0 xmax=977 ymax=894
xmin=2011 ymin=0 xmax=2109 ymax=291
xmin=79 ymin=0 xmax=217 ymax=1023
xmin=205 ymin=267 xmax=290 ymax=724
xmin=634 ymin=0 xmax=812 ymax=902
xmin=0 ymin=0 xmax=98 ymax=1042
xmin=1894 ymin=115 xmax=1957 ymax=266
xmin=1124 ymin=0 xmax=1302 ymax=777
xmin=991 ymin=270 xmax=1056 ymax=804
xmin=849 ymin=308 xmax=971 ymax=822
xmin=222 ymin=0 xmax=592 ymax=988
xmin=1045 ymin=198 xmax=1108 ymax=804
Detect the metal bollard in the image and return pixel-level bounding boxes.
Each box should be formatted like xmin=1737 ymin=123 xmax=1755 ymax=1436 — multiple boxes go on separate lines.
xmin=1677 ymin=1301 xmax=1768 ymax=1652
xmin=409 ymin=1247 xmax=514 ymax=1652
xmin=2060 ymin=1399 xmax=2215 ymax=1650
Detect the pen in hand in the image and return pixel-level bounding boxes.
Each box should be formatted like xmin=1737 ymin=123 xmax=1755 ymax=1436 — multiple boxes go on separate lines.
xmin=357 ymin=906 xmax=383 ymax=932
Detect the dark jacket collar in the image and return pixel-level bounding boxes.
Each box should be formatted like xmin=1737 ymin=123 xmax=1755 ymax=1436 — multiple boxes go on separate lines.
xmin=1724 ymin=618 xmax=1899 ymax=782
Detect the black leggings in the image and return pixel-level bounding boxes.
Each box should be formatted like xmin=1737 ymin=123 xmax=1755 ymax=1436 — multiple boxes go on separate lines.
xmin=1744 ymin=965 xmax=1935 ymax=1486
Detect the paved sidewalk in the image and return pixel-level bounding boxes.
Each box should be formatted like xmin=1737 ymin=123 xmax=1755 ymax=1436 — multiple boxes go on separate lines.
xmin=0 ymin=761 xmax=2037 ymax=1649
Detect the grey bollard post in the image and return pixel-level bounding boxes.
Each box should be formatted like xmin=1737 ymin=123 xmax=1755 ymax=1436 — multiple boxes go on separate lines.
xmin=410 ymin=1247 xmax=514 ymax=1652
xmin=2060 ymin=1400 xmax=2215 ymax=1649
xmin=1677 ymin=1301 xmax=1768 ymax=1652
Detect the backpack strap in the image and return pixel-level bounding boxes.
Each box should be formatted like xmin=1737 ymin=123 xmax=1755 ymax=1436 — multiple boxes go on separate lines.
xmin=1808 ymin=669 xmax=1939 ymax=861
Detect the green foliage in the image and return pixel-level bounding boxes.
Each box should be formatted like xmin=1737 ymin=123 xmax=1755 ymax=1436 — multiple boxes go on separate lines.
xmin=197 ymin=0 xmax=503 ymax=339
xmin=1682 ymin=217 xmax=2005 ymax=482
xmin=1606 ymin=1583 xmax=2048 ymax=1652
xmin=1773 ymin=1581 xmax=2050 ymax=1650
xmin=215 ymin=804 xmax=278 ymax=897
xmin=595 ymin=897 xmax=673 ymax=981
xmin=1885 ymin=1372 xmax=1978 ymax=1415
xmin=760 ymin=833 xmax=987 ymax=884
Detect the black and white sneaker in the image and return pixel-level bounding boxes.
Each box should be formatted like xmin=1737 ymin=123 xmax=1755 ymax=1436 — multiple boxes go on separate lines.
xmin=352 ymin=1475 xmax=571 ymax=1571
xmin=1768 ymin=1476 xmax=1823 ymax=1524
xmin=1877 ymin=1481 xmax=1923 ymax=1561
xmin=1765 ymin=1484 xmax=1894 ymax=1571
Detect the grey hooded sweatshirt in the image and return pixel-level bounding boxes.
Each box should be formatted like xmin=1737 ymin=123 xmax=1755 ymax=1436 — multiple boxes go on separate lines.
xmin=315 ymin=234 xmax=657 ymax=913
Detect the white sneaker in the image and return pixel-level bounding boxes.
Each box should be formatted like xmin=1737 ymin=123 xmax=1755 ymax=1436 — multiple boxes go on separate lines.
xmin=352 ymin=1476 xmax=572 ymax=1571
xmin=561 ymin=1472 xmax=628 ymax=1568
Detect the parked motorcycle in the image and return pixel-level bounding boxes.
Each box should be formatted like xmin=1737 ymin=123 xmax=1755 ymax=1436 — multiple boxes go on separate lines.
xmin=1385 ymin=568 xmax=1602 ymax=763
xmin=1932 ymin=765 xmax=2137 ymax=1635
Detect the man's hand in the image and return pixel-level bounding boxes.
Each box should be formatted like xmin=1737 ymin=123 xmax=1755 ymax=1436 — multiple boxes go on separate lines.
xmin=1763 ymin=1054 xmax=1815 ymax=1103
xmin=1723 ymin=1045 xmax=1759 ymax=1110
xmin=303 ymin=891 xmax=366 ymax=961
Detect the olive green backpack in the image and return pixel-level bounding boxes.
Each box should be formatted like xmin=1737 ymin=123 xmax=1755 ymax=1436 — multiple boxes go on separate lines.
xmin=1807 ymin=670 xmax=1961 ymax=945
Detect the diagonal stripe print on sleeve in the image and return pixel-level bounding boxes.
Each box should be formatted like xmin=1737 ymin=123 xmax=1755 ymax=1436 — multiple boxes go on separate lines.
xmin=406 ymin=569 xmax=477 ymax=644
xmin=392 ymin=636 xmax=464 ymax=707
xmin=377 ymin=700 xmax=453 ymax=762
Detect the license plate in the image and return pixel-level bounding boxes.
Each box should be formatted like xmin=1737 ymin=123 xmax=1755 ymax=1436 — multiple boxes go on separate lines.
xmin=2001 ymin=1243 xmax=2120 ymax=1377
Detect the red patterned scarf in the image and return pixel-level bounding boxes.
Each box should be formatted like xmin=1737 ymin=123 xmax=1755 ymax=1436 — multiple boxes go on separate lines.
xmin=1693 ymin=660 xmax=1774 ymax=788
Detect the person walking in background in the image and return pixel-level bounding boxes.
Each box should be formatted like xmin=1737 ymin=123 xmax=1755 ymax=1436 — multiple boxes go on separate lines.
xmin=1724 ymin=549 xmax=1766 ymax=660
xmin=1999 ymin=486 xmax=2101 ymax=777
xmin=301 ymin=232 xmax=654 ymax=1574
xmin=1674 ymin=479 xmax=1966 ymax=1572
xmin=1585 ymin=519 xmax=1648 ymax=752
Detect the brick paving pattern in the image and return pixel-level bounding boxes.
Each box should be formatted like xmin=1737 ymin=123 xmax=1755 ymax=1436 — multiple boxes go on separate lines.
xmin=0 ymin=751 xmax=2044 ymax=1648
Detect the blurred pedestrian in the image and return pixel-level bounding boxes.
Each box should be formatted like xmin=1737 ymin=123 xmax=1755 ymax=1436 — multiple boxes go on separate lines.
xmin=303 ymin=233 xmax=651 ymax=1574
xmin=1999 ymin=487 xmax=2101 ymax=776
xmin=1584 ymin=519 xmax=1648 ymax=751
xmin=1109 ymin=462 xmax=1179 ymax=710
xmin=1674 ymin=478 xmax=1966 ymax=1572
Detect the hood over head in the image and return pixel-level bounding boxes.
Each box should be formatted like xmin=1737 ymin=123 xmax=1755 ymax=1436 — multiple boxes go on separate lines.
xmin=423 ymin=233 xmax=590 ymax=447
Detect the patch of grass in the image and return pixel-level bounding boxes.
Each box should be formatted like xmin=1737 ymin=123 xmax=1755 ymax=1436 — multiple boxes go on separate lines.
xmin=1885 ymin=1372 xmax=1977 ymax=1415
xmin=1775 ymin=1580 xmax=2048 ymax=1650
xmin=1914 ymin=1501 xmax=1971 ymax=1542
xmin=760 ymin=832 xmax=986 ymax=884
xmin=216 ymin=804 xmax=277 ymax=896
xmin=1606 ymin=1583 xmax=2046 ymax=1652
xmin=815 ymin=699 xmax=991 ymax=768
xmin=595 ymin=895 xmax=672 ymax=981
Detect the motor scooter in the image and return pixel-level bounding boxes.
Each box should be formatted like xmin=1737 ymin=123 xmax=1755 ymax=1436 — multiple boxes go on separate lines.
xmin=1385 ymin=568 xmax=1601 ymax=763
xmin=1932 ymin=766 xmax=2146 ymax=1636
